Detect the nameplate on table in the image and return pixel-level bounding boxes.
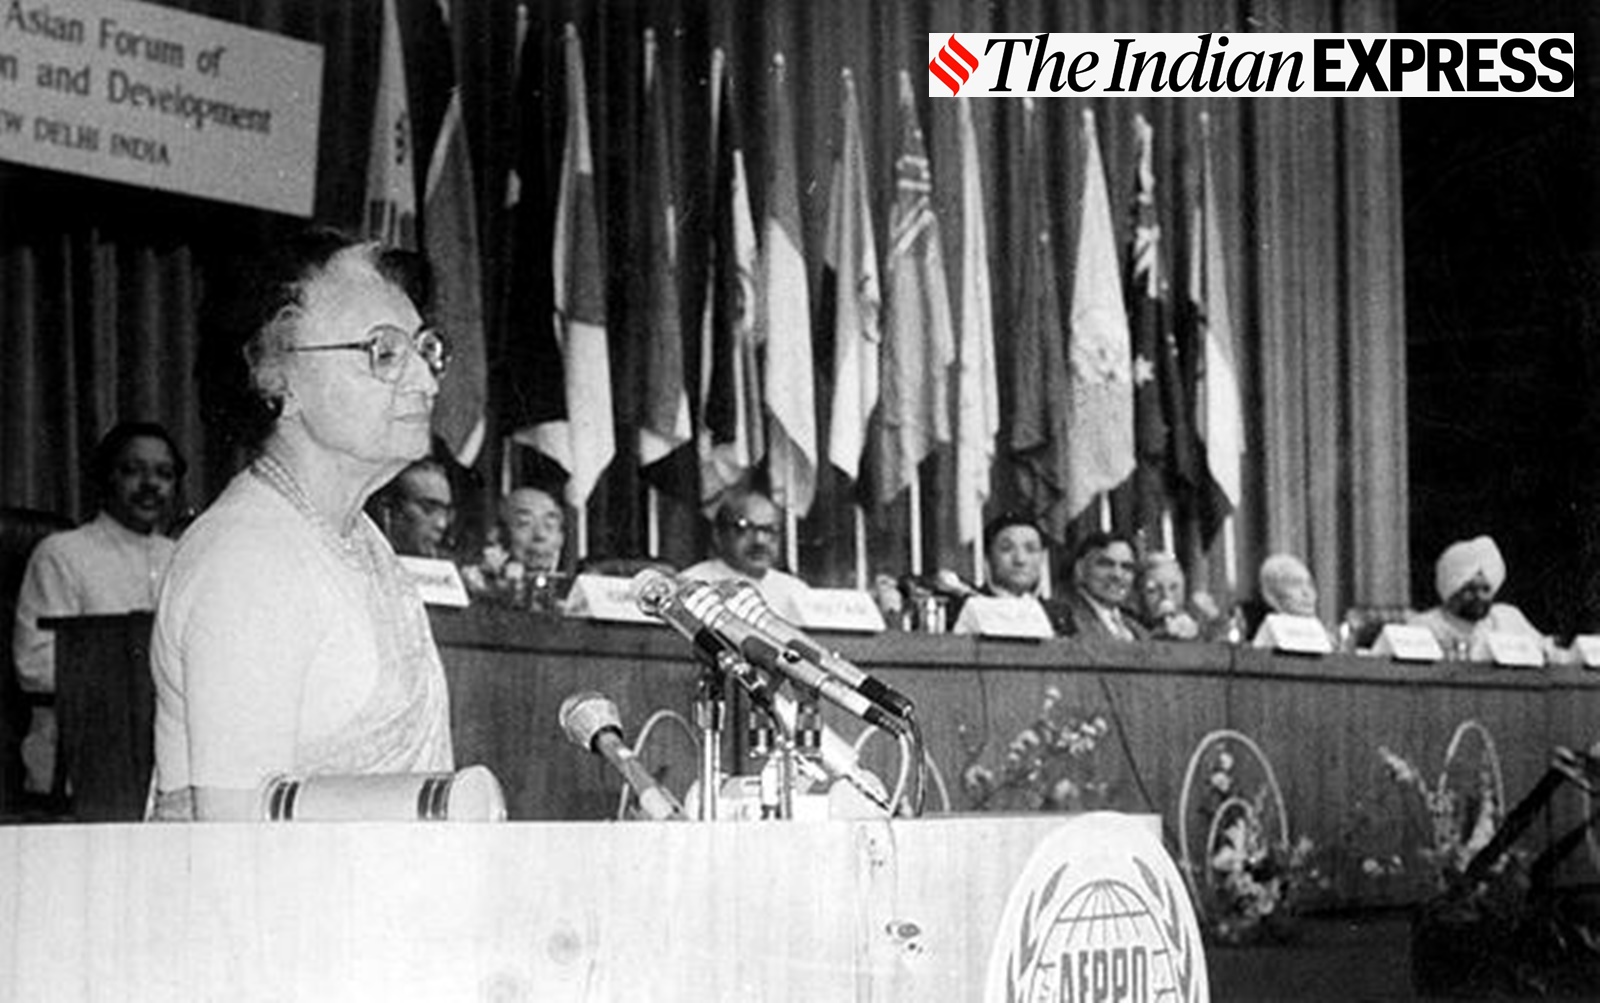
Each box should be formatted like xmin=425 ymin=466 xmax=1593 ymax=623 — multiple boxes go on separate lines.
xmin=1574 ymin=635 xmax=1600 ymax=669
xmin=1372 ymin=623 xmax=1444 ymax=663
xmin=1252 ymin=613 xmax=1333 ymax=655
xmin=566 ymin=574 xmax=657 ymax=624
xmin=1484 ymin=631 xmax=1545 ymax=668
xmin=795 ymin=588 xmax=885 ymax=633
xmin=398 ymin=557 xmax=469 ymax=607
xmin=952 ymin=596 xmax=1054 ymax=639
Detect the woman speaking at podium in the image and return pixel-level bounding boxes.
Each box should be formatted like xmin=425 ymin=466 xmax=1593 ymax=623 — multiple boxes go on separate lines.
xmin=148 ymin=229 xmax=454 ymax=822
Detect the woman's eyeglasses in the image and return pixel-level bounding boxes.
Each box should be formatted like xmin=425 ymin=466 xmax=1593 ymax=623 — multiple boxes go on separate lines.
xmin=286 ymin=325 xmax=450 ymax=383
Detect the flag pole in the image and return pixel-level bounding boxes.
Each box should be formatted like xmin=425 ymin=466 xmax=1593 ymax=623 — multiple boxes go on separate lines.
xmin=1223 ymin=516 xmax=1237 ymax=591
xmin=909 ymin=477 xmax=924 ymax=575
xmin=647 ymin=487 xmax=661 ymax=557
xmin=854 ymin=506 xmax=868 ymax=590
xmin=576 ymin=504 xmax=589 ymax=561
xmin=785 ymin=509 xmax=799 ymax=575
xmin=971 ymin=536 xmax=984 ymax=587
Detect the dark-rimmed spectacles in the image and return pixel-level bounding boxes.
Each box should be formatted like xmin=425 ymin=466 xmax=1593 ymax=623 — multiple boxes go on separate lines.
xmin=286 ymin=325 xmax=450 ymax=383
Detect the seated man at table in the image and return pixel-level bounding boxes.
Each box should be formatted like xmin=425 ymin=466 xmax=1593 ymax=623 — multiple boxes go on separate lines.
xmin=1409 ymin=535 xmax=1550 ymax=660
xmin=13 ymin=420 xmax=185 ymax=794
xmin=959 ymin=513 xmax=1073 ymax=636
xmin=369 ymin=457 xmax=456 ymax=559
xmin=682 ymin=488 xmax=809 ymax=622
xmin=1251 ymin=552 xmax=1337 ymax=648
xmin=1060 ymin=532 xmax=1148 ymax=642
xmin=1134 ymin=551 xmax=1221 ymax=641
xmin=462 ymin=486 xmax=567 ymax=608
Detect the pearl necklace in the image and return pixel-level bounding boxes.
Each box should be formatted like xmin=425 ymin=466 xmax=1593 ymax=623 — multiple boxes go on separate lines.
xmin=250 ymin=452 xmax=372 ymax=569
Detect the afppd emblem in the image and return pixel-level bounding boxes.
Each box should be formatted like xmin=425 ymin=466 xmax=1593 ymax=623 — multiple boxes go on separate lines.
xmin=929 ymin=34 xmax=981 ymax=95
xmin=985 ymin=812 xmax=1208 ymax=1003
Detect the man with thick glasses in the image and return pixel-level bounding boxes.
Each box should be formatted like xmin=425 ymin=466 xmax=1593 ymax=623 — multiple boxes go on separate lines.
xmin=683 ymin=487 xmax=810 ymax=622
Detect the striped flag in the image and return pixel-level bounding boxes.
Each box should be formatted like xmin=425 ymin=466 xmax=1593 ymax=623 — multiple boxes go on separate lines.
xmin=1066 ymin=108 xmax=1135 ymax=520
xmin=636 ymin=28 xmax=692 ymax=494
xmin=873 ymin=70 xmax=954 ymax=507
xmin=697 ymin=49 xmax=763 ymax=511
xmin=526 ymin=22 xmax=615 ymax=509
xmin=759 ymin=53 xmax=816 ymax=517
xmin=824 ymin=69 xmax=881 ymax=489
xmin=363 ymin=0 xmax=415 ymax=249
xmin=954 ymin=97 xmax=998 ymax=548
xmin=1189 ymin=111 xmax=1242 ymax=540
xmin=418 ymin=0 xmax=486 ymax=467
xmin=1008 ymin=98 xmax=1073 ymax=540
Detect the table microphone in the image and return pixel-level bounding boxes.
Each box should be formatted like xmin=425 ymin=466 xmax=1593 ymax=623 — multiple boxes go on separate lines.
xmin=715 ymin=580 xmax=915 ymax=720
xmin=559 ymin=691 xmax=685 ymax=821
xmin=637 ymin=570 xmax=905 ymax=736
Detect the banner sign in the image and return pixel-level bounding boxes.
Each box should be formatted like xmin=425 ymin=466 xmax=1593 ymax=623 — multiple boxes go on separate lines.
xmin=0 ymin=0 xmax=322 ymax=215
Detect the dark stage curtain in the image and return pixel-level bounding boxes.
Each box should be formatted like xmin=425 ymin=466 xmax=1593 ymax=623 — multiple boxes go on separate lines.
xmin=0 ymin=0 xmax=1409 ymax=619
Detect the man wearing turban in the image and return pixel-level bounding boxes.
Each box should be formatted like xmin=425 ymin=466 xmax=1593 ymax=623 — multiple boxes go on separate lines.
xmin=1408 ymin=535 xmax=1548 ymax=661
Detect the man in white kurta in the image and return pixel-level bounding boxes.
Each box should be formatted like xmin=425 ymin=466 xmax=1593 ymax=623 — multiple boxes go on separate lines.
xmin=13 ymin=423 xmax=183 ymax=792
xmin=682 ymin=488 xmax=810 ymax=622
xmin=1409 ymin=535 xmax=1550 ymax=661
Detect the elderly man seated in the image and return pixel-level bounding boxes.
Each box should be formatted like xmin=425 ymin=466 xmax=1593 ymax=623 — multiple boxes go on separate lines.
xmin=1134 ymin=551 xmax=1222 ymax=641
xmin=1251 ymin=552 xmax=1337 ymax=648
xmin=683 ymin=488 xmax=808 ymax=622
xmin=462 ymin=486 xmax=567 ymax=609
xmin=1409 ymin=535 xmax=1549 ymax=661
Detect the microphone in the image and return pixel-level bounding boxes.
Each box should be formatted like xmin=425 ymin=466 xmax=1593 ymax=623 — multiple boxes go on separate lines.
xmin=559 ymin=691 xmax=685 ymax=821
xmin=639 ymin=571 xmax=906 ymax=736
xmin=634 ymin=570 xmax=893 ymax=810
xmin=715 ymin=580 xmax=915 ymax=720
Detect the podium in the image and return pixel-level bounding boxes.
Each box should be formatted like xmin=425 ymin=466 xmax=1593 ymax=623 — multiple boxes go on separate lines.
xmin=0 ymin=814 xmax=1205 ymax=1001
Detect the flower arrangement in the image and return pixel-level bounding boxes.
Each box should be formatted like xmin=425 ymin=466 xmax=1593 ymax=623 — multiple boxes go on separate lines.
xmin=957 ymin=686 xmax=1114 ymax=813
xmin=1188 ymin=740 xmax=1325 ymax=944
xmin=459 ymin=540 xmax=565 ymax=612
xmin=1377 ymin=743 xmax=1499 ymax=883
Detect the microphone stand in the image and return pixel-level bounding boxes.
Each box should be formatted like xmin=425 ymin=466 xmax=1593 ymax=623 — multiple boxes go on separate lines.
xmin=693 ymin=653 xmax=727 ymax=821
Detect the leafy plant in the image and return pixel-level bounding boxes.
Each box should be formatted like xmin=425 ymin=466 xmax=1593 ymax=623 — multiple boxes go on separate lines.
xmin=958 ymin=686 xmax=1114 ymax=813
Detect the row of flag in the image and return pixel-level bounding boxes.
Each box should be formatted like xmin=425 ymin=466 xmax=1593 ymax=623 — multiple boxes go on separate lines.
xmin=365 ymin=10 xmax=1243 ymax=575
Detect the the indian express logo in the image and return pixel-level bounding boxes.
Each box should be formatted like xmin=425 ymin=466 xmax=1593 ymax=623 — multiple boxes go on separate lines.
xmin=928 ymin=32 xmax=1574 ymax=97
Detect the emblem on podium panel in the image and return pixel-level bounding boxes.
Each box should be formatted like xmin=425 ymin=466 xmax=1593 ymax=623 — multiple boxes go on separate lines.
xmin=984 ymin=812 xmax=1207 ymax=1003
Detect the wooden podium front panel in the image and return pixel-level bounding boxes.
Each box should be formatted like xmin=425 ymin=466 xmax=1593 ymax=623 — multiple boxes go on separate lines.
xmin=0 ymin=816 xmax=1076 ymax=1002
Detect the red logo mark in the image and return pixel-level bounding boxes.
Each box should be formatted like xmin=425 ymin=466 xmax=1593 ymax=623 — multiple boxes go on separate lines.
xmin=929 ymin=35 xmax=980 ymax=96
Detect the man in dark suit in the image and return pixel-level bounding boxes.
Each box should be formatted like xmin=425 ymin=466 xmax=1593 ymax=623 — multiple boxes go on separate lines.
xmin=1060 ymin=531 xmax=1148 ymax=643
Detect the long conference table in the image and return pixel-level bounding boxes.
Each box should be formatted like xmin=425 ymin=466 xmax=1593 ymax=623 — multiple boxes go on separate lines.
xmin=432 ymin=606 xmax=1600 ymax=894
xmin=36 ymin=607 xmax=1600 ymax=897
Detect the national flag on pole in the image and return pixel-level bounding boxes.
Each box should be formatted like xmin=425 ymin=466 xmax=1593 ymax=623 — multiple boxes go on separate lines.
xmin=417 ymin=0 xmax=487 ymax=467
xmin=954 ymin=97 xmax=997 ymax=548
xmin=698 ymin=49 xmax=763 ymax=511
xmin=636 ymin=28 xmax=693 ymax=495
xmin=872 ymin=70 xmax=954 ymax=508
xmin=824 ymin=69 xmax=881 ymax=489
xmin=363 ymin=0 xmax=416 ymax=249
xmin=759 ymin=53 xmax=816 ymax=517
xmin=1126 ymin=112 xmax=1170 ymax=537
xmin=1187 ymin=111 xmax=1242 ymax=542
xmin=526 ymin=22 xmax=615 ymax=509
xmin=1066 ymin=108 xmax=1135 ymax=521
xmin=1008 ymin=98 xmax=1073 ymax=540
